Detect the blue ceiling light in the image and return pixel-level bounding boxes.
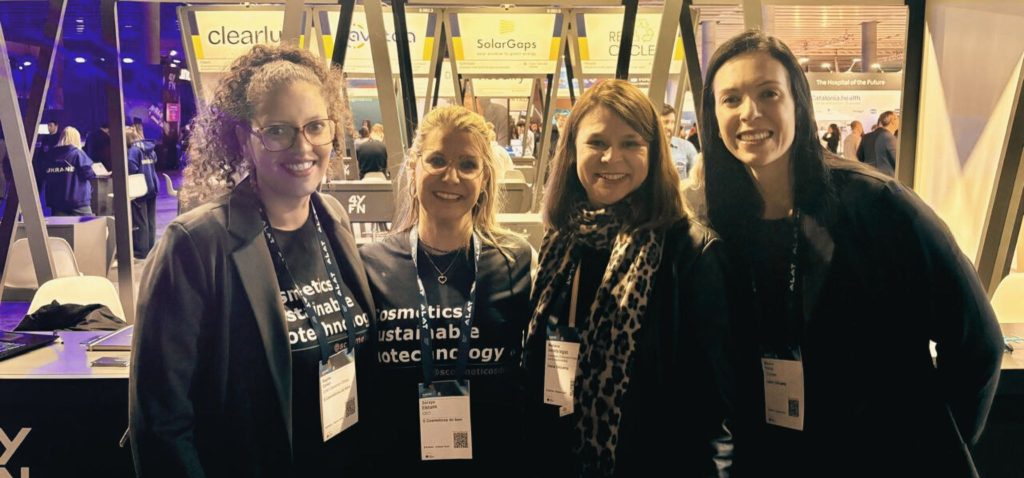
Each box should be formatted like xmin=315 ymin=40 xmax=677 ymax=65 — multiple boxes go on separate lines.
xmin=122 ymin=57 xmax=134 ymax=64
xmin=22 ymin=60 xmax=32 ymax=67
xmin=74 ymin=57 xmax=87 ymax=64
xmin=169 ymin=49 xmax=178 ymax=57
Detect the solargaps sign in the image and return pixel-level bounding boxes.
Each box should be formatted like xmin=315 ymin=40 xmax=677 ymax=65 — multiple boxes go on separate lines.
xmin=575 ymin=12 xmax=684 ymax=76
xmin=318 ymin=9 xmax=434 ymax=75
xmin=449 ymin=13 xmax=563 ymax=75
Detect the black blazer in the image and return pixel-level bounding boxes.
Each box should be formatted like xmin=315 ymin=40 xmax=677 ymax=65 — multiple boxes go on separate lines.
xmin=524 ymin=219 xmax=734 ymax=477
xmin=129 ymin=178 xmax=376 ymax=477
xmin=727 ymin=168 xmax=1002 ymax=477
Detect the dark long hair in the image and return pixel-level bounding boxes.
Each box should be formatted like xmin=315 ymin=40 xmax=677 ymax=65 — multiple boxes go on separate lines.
xmin=701 ymin=30 xmax=837 ymax=241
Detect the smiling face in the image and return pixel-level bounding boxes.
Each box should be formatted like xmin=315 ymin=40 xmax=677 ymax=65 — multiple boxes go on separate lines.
xmin=574 ymin=106 xmax=650 ymax=208
xmin=414 ymin=128 xmax=486 ymax=225
xmin=713 ymin=52 xmax=796 ymax=171
xmin=241 ymin=80 xmax=333 ymax=208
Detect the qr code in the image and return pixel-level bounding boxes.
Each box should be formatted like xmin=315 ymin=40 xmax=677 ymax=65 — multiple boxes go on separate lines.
xmin=788 ymin=399 xmax=800 ymax=417
xmin=345 ymin=398 xmax=357 ymax=417
xmin=453 ymin=431 xmax=469 ymax=449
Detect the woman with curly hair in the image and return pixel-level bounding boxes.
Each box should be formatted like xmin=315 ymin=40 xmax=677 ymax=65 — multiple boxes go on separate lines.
xmin=129 ymin=43 xmax=376 ymax=477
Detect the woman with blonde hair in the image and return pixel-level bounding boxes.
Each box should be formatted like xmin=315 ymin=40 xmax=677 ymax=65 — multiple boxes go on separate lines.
xmin=360 ymin=105 xmax=533 ymax=474
xmin=38 ymin=126 xmax=96 ymax=216
xmin=130 ymin=44 xmax=376 ymax=477
xmin=522 ymin=79 xmax=733 ymax=476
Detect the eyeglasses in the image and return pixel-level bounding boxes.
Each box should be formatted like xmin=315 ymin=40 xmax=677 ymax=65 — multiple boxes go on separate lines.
xmin=250 ymin=119 xmax=336 ymax=152
xmin=420 ymin=155 xmax=484 ymax=180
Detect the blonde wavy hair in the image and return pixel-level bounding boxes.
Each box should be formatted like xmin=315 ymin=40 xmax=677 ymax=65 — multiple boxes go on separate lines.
xmin=391 ymin=105 xmax=520 ymax=257
xmin=180 ymin=43 xmax=353 ymax=207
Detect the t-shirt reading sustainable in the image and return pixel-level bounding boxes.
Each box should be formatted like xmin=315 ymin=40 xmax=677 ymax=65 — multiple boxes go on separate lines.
xmin=270 ymin=215 xmax=371 ymax=474
xmin=360 ymin=233 xmax=533 ymax=475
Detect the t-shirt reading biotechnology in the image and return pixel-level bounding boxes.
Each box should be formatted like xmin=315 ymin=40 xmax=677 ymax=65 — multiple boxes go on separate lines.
xmin=270 ymin=215 xmax=371 ymax=474
xmin=360 ymin=233 xmax=533 ymax=475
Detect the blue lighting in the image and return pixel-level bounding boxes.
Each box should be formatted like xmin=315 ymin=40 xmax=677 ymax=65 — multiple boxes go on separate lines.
xmin=22 ymin=61 xmax=32 ymax=67
xmin=74 ymin=57 xmax=87 ymax=64
xmin=169 ymin=49 xmax=178 ymax=57
xmin=122 ymin=57 xmax=134 ymax=64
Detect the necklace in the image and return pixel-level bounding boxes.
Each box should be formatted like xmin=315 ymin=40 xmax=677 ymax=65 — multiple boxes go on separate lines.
xmin=421 ymin=248 xmax=460 ymax=285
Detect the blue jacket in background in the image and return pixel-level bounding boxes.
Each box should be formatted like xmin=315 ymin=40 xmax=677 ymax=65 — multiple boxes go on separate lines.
xmin=38 ymin=145 xmax=96 ymax=212
xmin=128 ymin=140 xmax=160 ymax=199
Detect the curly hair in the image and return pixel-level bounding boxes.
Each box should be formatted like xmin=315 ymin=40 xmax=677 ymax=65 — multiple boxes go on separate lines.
xmin=180 ymin=43 xmax=352 ymax=207
xmin=391 ymin=105 xmax=521 ymax=257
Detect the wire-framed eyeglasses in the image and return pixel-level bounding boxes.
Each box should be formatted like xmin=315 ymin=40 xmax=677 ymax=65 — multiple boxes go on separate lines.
xmin=250 ymin=118 xmax=336 ymax=152
xmin=420 ymin=155 xmax=484 ymax=180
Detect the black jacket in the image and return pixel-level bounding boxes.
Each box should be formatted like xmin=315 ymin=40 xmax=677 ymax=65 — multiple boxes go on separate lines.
xmin=129 ymin=178 xmax=377 ymax=477
xmin=856 ymin=129 xmax=898 ymax=177
xmin=726 ymin=168 xmax=1002 ymax=477
xmin=524 ymin=219 xmax=734 ymax=477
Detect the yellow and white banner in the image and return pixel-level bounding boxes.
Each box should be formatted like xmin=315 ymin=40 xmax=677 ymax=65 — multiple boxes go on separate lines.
xmin=449 ymin=13 xmax=563 ymax=75
xmin=318 ymin=9 xmax=434 ymax=75
xmin=189 ymin=10 xmax=307 ymax=74
xmin=575 ymin=12 xmax=683 ymax=76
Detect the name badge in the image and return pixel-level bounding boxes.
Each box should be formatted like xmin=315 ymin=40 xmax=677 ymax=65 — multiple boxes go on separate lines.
xmin=544 ymin=324 xmax=579 ymax=417
xmin=319 ymin=351 xmax=358 ymax=442
xmin=418 ymin=380 xmax=473 ymax=461
xmin=761 ymin=356 xmax=804 ymax=431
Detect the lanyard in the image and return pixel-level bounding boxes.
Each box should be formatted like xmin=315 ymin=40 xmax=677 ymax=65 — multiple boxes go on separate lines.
xmin=750 ymin=209 xmax=802 ymax=352
xmin=409 ymin=228 xmax=482 ymax=386
xmin=546 ymin=259 xmax=582 ymax=331
xmin=259 ymin=203 xmax=358 ymax=364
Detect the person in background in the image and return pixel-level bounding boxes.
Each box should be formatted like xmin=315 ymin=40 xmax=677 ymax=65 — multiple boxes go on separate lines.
xmin=842 ymin=120 xmax=863 ymax=160
xmin=126 ymin=128 xmax=159 ymax=258
xmin=516 ymin=119 xmax=535 ymax=158
xmin=476 ymin=98 xmax=510 ymax=147
xmin=38 ymin=126 xmax=96 ymax=216
xmin=355 ymin=125 xmax=371 ymax=147
xmin=485 ymin=122 xmax=514 ymax=174
xmin=529 ymin=119 xmax=542 ymax=157
xmin=130 ymin=43 xmax=376 ymax=477
xmin=360 ymin=105 xmax=533 ymax=475
xmin=39 ymin=120 xmax=60 ymax=155
xmin=85 ymin=123 xmax=113 ymax=171
xmin=686 ymin=125 xmax=702 ymax=152
xmin=524 ymin=79 xmax=733 ymax=476
xmin=661 ymin=103 xmax=698 ymax=180
xmin=356 ymin=123 xmax=388 ymax=178
xmin=821 ymin=123 xmax=840 ymax=154
xmin=857 ymin=111 xmax=899 ymax=177
xmin=700 ymin=30 xmax=1001 ymax=476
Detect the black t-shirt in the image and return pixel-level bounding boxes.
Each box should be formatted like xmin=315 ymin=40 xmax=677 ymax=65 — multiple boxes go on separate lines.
xmin=360 ymin=233 xmax=533 ymax=475
xmin=269 ymin=216 xmax=371 ymax=475
xmin=748 ymin=217 xmax=804 ymax=349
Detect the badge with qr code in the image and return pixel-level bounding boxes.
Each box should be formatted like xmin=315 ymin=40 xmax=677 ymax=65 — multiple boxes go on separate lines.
xmin=418 ymin=380 xmax=473 ymax=461
xmin=319 ymin=351 xmax=358 ymax=441
xmin=761 ymin=356 xmax=805 ymax=431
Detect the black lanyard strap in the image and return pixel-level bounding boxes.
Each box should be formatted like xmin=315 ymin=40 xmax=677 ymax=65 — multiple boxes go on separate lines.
xmin=260 ymin=202 xmax=358 ymax=364
xmin=409 ymin=228 xmax=481 ymax=386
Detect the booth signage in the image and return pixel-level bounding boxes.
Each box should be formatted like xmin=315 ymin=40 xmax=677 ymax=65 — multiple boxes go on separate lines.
xmin=575 ymin=12 xmax=683 ymax=76
xmin=318 ymin=9 xmax=434 ymax=75
xmin=449 ymin=13 xmax=563 ymax=75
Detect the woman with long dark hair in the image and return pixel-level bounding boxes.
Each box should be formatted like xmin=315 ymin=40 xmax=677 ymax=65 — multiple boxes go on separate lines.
xmin=821 ymin=123 xmax=840 ymax=153
xmin=700 ymin=30 xmax=1001 ymax=476
xmin=524 ymin=79 xmax=733 ymax=476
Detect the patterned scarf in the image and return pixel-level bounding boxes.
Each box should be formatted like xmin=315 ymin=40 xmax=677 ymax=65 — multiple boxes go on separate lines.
xmin=528 ymin=202 xmax=665 ymax=476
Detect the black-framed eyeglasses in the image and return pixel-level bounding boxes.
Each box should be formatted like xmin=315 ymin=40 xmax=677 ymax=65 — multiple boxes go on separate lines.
xmin=250 ymin=118 xmax=336 ymax=152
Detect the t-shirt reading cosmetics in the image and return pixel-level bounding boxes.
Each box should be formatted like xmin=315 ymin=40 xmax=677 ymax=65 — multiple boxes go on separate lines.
xmin=267 ymin=212 xmax=370 ymax=474
xmin=360 ymin=233 xmax=532 ymax=475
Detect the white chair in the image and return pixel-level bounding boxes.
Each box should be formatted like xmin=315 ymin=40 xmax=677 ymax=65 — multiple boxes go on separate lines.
xmin=992 ymin=273 xmax=1024 ymax=323
xmin=162 ymin=173 xmax=179 ymax=198
xmin=504 ymin=169 xmax=526 ymax=182
xmin=28 ymin=275 xmax=126 ymax=320
xmin=4 ymin=237 xmax=81 ymax=289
